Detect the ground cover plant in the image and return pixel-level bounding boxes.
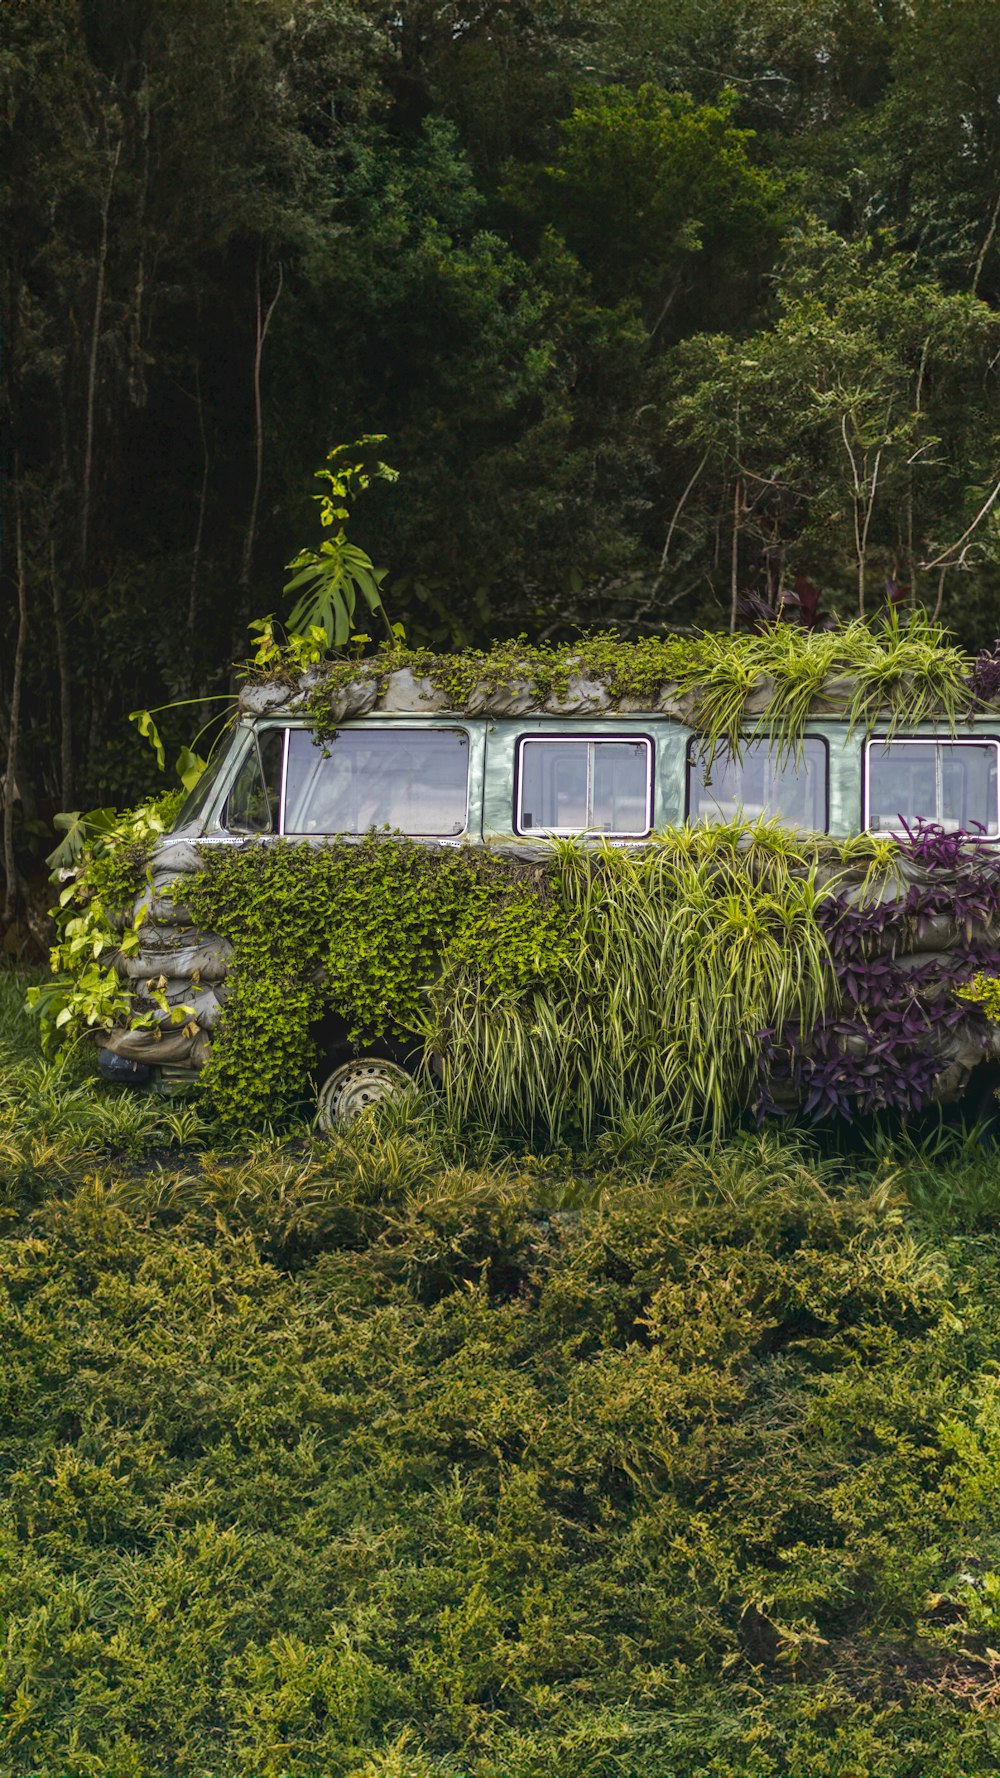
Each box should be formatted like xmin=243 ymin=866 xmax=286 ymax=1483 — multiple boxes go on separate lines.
xmin=7 ymin=967 xmax=1000 ymax=1777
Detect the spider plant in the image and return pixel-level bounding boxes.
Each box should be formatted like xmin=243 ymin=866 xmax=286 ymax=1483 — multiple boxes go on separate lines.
xmin=669 ymin=615 xmax=973 ymax=764
xmin=428 ymin=823 xmax=839 ymax=1143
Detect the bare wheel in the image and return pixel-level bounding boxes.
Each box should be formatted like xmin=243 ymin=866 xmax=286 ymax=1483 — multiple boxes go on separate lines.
xmin=317 ymin=1055 xmax=413 ymax=1131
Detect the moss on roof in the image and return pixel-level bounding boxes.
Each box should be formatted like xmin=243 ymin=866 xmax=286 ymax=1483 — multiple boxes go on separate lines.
xmin=240 ymin=619 xmax=992 ymax=758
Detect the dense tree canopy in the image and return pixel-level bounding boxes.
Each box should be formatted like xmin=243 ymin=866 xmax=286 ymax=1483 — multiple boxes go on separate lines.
xmin=4 ymin=0 xmax=1000 ymax=888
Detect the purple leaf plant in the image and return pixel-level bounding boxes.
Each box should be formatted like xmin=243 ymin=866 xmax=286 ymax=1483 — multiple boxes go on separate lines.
xmin=757 ymin=821 xmax=1000 ymax=1122
xmin=969 ymin=640 xmax=1000 ymax=707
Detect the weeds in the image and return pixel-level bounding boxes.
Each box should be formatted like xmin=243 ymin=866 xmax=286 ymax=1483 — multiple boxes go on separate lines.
xmin=867 ymin=1117 xmax=1000 ymax=1236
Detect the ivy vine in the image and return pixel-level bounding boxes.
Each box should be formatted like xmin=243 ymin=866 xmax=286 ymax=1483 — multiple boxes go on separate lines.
xmin=183 ymin=837 xmax=577 ymax=1126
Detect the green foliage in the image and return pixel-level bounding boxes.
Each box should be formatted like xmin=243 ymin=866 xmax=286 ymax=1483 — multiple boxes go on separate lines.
xmin=129 ymin=705 xmax=168 ymax=771
xmin=247 ymin=617 xmax=333 ymax=675
xmin=45 ymin=806 xmax=120 ymax=874
xmin=183 ymin=837 xmax=576 ymax=1128
xmin=665 ymin=226 xmax=1000 ymax=618
xmin=5 ymin=993 xmax=1000 ymax=1775
xmin=302 ymin=616 xmax=977 ymax=760
xmin=0 ymin=972 xmax=210 ymax=1188
xmin=284 ymin=439 xmax=399 ymax=648
xmin=178 ymin=822 xmax=886 ymax=1139
xmin=430 ymin=822 xmax=841 ymax=1140
xmin=678 ymin=610 xmax=975 ymax=760
xmin=540 ymin=82 xmax=786 ymax=331
xmin=960 ymin=971 xmax=1000 ymax=1019
xmin=27 ymin=790 xmax=185 ymax=1054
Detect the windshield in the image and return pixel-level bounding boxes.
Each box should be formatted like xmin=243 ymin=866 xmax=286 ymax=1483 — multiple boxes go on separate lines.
xmin=171 ymin=740 xmax=233 ymax=832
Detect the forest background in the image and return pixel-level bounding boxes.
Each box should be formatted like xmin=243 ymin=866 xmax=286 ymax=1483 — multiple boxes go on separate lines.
xmin=6 ymin=0 xmax=1000 ymax=873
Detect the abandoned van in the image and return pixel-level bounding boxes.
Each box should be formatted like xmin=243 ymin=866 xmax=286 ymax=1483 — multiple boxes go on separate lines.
xmin=92 ymin=638 xmax=1000 ymax=1131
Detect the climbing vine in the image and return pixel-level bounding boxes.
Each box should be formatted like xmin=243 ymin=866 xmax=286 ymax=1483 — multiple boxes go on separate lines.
xmin=183 ymin=837 xmax=577 ymax=1127
xmin=27 ymin=790 xmax=184 ymax=1052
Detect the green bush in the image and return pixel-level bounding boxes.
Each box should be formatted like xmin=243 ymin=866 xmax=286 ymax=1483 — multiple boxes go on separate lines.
xmin=185 ymin=821 xmax=858 ymax=1138
xmin=4 ymin=981 xmax=1000 ymax=1776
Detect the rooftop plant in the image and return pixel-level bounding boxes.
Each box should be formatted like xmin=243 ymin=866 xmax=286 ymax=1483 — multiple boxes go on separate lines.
xmin=296 ymin=611 xmax=980 ymax=763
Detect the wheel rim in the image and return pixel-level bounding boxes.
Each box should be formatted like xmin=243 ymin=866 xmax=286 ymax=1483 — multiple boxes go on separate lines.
xmin=317 ymin=1057 xmax=412 ymax=1131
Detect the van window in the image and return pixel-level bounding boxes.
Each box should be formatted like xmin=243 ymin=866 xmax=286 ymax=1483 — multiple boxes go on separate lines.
xmin=866 ymin=739 xmax=1000 ymax=835
xmin=283 ymin=727 xmax=469 ymax=836
xmin=173 ymin=743 xmax=230 ymax=832
xmin=516 ymin=738 xmax=651 ymax=835
xmin=687 ymin=738 xmax=828 ymax=830
xmin=225 ymin=728 xmax=284 ymax=834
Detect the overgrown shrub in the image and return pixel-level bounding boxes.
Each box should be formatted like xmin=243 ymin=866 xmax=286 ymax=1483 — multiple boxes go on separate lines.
xmin=4 ymin=1014 xmax=1000 ymax=1775
xmin=183 ymin=822 xmax=852 ymax=1136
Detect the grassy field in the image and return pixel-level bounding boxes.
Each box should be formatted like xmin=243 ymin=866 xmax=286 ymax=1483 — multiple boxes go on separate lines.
xmin=4 ymin=968 xmax=1000 ymax=1777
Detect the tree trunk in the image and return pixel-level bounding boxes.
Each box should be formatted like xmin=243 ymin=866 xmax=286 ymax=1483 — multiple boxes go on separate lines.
xmin=128 ymin=74 xmax=150 ymax=409
xmin=729 ymin=475 xmax=742 ymax=633
xmin=51 ymin=542 xmax=74 ymax=810
xmin=81 ymin=133 xmax=122 ymax=577
xmin=239 ymin=257 xmax=283 ymax=592
xmin=189 ymin=354 xmax=210 ymax=636
xmin=3 ymin=487 xmax=28 ymax=920
xmin=972 ymin=189 xmax=1000 ymax=298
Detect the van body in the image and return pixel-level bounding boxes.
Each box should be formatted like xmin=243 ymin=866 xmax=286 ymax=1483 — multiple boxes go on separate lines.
xmin=99 ymin=679 xmax=1000 ymax=1119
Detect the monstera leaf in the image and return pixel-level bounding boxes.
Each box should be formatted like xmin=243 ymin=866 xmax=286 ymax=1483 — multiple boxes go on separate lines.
xmin=45 ymin=808 xmax=119 ymax=872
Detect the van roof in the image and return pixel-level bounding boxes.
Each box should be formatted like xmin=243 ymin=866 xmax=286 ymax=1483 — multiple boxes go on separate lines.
xmin=237 ymin=625 xmax=1000 ymax=742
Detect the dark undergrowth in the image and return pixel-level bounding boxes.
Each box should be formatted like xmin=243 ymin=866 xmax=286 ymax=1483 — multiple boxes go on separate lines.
xmin=4 ymin=969 xmax=1000 ymax=1776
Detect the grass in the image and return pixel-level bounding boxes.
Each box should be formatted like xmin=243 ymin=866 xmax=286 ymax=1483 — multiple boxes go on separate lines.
xmin=5 ymin=965 xmax=1000 ymax=1776
xmin=0 ymin=974 xmax=212 ymax=1186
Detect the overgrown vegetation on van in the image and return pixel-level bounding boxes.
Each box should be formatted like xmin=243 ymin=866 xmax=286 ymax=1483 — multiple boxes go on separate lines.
xmin=95 ymin=816 xmax=991 ymax=1139
xmin=7 ymin=967 xmax=1000 ymax=1778
xmin=299 ymin=613 xmax=981 ymax=760
xmin=33 ymin=809 xmax=1000 ymax=1142
xmin=30 ymin=620 xmax=1000 ymax=1131
xmin=183 ymin=822 xmax=844 ymax=1134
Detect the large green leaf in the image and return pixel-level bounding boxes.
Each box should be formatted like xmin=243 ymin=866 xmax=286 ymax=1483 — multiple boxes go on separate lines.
xmin=45 ymin=808 xmax=118 ymax=872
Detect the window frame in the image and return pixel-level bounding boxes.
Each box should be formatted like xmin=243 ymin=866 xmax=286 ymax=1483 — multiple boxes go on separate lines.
xmin=280 ymin=722 xmax=473 ymax=839
xmin=684 ymin=734 xmax=830 ymax=832
xmin=513 ymin=732 xmax=654 ymax=838
xmin=863 ymin=734 xmax=1000 ymax=838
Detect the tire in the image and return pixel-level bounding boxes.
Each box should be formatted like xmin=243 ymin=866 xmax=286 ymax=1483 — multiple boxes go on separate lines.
xmin=316 ymin=1054 xmax=414 ymax=1132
